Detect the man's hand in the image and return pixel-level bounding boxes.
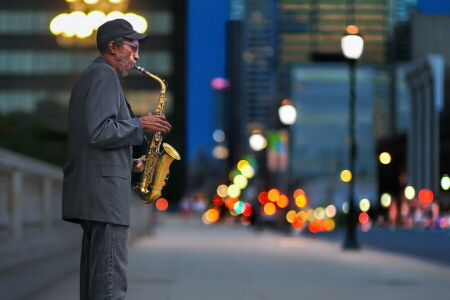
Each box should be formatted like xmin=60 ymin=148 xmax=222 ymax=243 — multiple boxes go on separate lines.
xmin=139 ymin=114 xmax=171 ymax=133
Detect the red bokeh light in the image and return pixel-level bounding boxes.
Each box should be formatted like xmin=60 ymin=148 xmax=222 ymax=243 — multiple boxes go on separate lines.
xmin=418 ymin=189 xmax=434 ymax=204
xmin=155 ymin=198 xmax=169 ymax=211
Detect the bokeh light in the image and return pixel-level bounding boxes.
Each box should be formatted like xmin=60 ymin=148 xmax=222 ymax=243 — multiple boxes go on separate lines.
xmin=263 ymin=203 xmax=276 ymax=215
xmin=359 ymin=198 xmax=371 ymax=212
xmin=340 ymin=169 xmax=352 ymax=182
xmin=268 ymin=189 xmax=280 ymax=202
xmin=380 ymin=193 xmax=392 ymax=208
xmin=286 ymin=210 xmax=297 ymax=223
xmin=325 ymin=205 xmax=337 ymax=218
xmin=342 ymin=202 xmax=349 ymax=214
xmin=418 ymin=189 xmax=434 ymax=204
xmin=277 ymin=194 xmax=289 ymax=208
xmin=441 ymin=174 xmax=450 ymax=191
xmin=217 ymin=184 xmax=228 ymax=197
xmin=155 ymin=198 xmax=168 ymax=211
xmin=295 ymin=195 xmax=307 ymax=208
xmin=314 ymin=207 xmax=325 ymax=220
xmin=233 ymin=174 xmax=248 ymax=189
xmin=379 ymin=152 xmax=392 ymax=165
xmin=404 ymin=186 xmax=415 ymax=200
xmin=228 ymin=184 xmax=241 ymax=198
xmin=258 ymin=191 xmax=269 ymax=204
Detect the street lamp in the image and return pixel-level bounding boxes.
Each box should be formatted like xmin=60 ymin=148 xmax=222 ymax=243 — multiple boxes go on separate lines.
xmin=341 ymin=25 xmax=364 ymax=250
xmin=278 ymin=99 xmax=297 ymax=126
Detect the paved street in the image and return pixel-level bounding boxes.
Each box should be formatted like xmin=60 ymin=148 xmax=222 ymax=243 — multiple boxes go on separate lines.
xmin=32 ymin=213 xmax=450 ymax=300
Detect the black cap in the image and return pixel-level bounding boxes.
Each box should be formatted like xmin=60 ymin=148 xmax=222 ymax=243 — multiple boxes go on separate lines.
xmin=96 ymin=19 xmax=149 ymax=52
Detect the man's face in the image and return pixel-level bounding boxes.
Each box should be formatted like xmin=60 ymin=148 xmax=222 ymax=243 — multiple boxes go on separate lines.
xmin=114 ymin=39 xmax=139 ymax=77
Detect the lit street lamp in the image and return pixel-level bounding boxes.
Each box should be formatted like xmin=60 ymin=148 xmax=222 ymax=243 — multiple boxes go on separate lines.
xmin=278 ymin=99 xmax=297 ymax=126
xmin=341 ymin=25 xmax=364 ymax=250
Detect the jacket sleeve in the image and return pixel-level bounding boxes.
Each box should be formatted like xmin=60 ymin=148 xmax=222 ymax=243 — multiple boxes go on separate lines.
xmin=85 ymin=66 xmax=144 ymax=148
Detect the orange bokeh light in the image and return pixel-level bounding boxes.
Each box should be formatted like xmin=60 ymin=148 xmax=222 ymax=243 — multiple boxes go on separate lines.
xmin=346 ymin=25 xmax=359 ymax=34
xmin=286 ymin=210 xmax=297 ymax=223
xmin=309 ymin=220 xmax=322 ymax=233
xmin=155 ymin=198 xmax=169 ymax=211
xmin=277 ymin=194 xmax=289 ymax=208
xmin=292 ymin=219 xmax=303 ymax=229
xmin=268 ymin=189 xmax=280 ymax=202
xmin=293 ymin=189 xmax=305 ymax=198
xmin=204 ymin=208 xmax=220 ymax=223
xmin=263 ymin=203 xmax=277 ymax=215
xmin=225 ymin=197 xmax=239 ymax=209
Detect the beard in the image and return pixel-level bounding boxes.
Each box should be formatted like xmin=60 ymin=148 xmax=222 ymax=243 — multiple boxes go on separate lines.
xmin=114 ymin=53 xmax=134 ymax=77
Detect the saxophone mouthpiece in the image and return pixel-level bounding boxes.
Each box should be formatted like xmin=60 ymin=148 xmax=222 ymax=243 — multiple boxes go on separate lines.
xmin=134 ymin=65 xmax=144 ymax=73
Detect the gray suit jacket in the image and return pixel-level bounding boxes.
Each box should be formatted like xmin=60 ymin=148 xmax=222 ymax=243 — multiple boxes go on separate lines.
xmin=62 ymin=57 xmax=143 ymax=226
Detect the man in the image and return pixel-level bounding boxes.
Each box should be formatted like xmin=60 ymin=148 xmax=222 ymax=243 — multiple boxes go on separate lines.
xmin=62 ymin=19 xmax=171 ymax=299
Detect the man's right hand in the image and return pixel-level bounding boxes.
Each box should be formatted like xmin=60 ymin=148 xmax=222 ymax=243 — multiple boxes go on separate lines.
xmin=139 ymin=114 xmax=172 ymax=133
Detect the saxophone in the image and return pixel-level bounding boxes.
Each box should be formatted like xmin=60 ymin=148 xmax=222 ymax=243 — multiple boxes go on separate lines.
xmin=133 ymin=65 xmax=181 ymax=204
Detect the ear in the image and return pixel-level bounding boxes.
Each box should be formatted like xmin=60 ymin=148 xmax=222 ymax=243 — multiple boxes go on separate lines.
xmin=108 ymin=42 xmax=118 ymax=55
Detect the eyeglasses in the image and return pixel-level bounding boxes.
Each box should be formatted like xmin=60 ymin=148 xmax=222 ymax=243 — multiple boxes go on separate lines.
xmin=122 ymin=41 xmax=139 ymax=53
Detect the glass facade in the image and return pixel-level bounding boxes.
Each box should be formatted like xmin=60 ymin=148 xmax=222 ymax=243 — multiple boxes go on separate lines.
xmin=279 ymin=0 xmax=388 ymax=63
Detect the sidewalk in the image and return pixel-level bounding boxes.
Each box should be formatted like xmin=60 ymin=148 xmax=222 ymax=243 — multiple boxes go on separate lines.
xmin=31 ymin=213 xmax=450 ymax=300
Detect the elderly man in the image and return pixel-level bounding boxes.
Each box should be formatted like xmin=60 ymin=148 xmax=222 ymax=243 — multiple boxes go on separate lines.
xmin=62 ymin=19 xmax=171 ymax=299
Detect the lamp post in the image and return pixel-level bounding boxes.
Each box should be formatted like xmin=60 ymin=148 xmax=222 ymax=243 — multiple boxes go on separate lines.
xmin=341 ymin=25 xmax=364 ymax=250
xmin=278 ymin=99 xmax=297 ymax=189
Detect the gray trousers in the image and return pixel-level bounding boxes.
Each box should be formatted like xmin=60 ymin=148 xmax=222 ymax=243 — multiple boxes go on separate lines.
xmin=79 ymin=220 xmax=130 ymax=300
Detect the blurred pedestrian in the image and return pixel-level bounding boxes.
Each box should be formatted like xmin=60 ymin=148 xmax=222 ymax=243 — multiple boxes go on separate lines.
xmin=62 ymin=19 xmax=171 ymax=299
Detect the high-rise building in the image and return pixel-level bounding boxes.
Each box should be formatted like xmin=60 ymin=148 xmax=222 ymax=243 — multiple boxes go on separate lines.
xmin=279 ymin=0 xmax=387 ymax=63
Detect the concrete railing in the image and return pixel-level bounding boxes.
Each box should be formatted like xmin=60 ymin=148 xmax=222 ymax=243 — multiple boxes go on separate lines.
xmin=0 ymin=147 xmax=155 ymax=271
xmin=0 ymin=147 xmax=80 ymax=270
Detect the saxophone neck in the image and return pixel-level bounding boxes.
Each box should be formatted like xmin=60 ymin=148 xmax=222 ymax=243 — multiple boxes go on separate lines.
xmin=134 ymin=65 xmax=166 ymax=93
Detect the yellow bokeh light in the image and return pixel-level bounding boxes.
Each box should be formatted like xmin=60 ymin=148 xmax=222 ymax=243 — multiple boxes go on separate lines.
xmin=381 ymin=193 xmax=391 ymax=208
xmin=441 ymin=175 xmax=450 ymax=191
xmin=84 ymin=0 xmax=99 ymax=4
xmin=404 ymin=186 xmax=415 ymax=200
xmin=87 ymin=10 xmax=106 ymax=30
xmin=306 ymin=209 xmax=315 ymax=221
xmin=379 ymin=152 xmax=392 ymax=165
xmin=233 ymin=174 xmax=248 ymax=189
xmin=237 ymin=160 xmax=249 ymax=171
xmin=125 ymin=13 xmax=148 ymax=33
xmin=295 ymin=195 xmax=307 ymax=208
xmin=227 ymin=184 xmax=241 ymax=198
xmin=109 ymin=0 xmax=123 ymax=4
xmin=240 ymin=164 xmax=255 ymax=178
xmin=217 ymin=184 xmax=228 ymax=198
xmin=263 ymin=203 xmax=277 ymax=215
xmin=50 ymin=13 xmax=68 ymax=35
xmin=107 ymin=11 xmax=125 ymax=22
xmin=314 ymin=207 xmax=325 ymax=220
xmin=340 ymin=170 xmax=352 ymax=182
xmin=359 ymin=198 xmax=371 ymax=212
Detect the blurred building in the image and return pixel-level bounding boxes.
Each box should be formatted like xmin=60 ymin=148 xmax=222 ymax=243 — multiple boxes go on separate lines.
xmin=279 ymin=0 xmax=387 ymax=64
